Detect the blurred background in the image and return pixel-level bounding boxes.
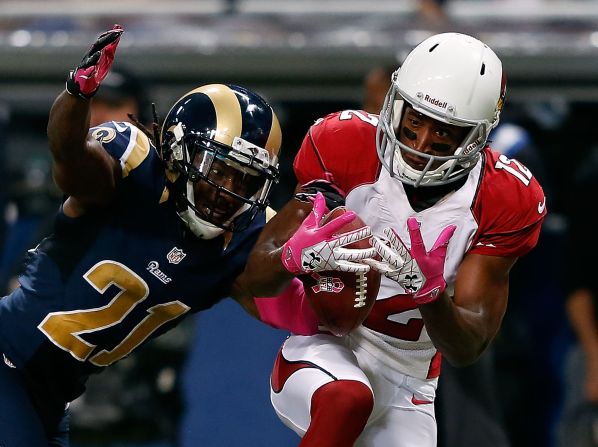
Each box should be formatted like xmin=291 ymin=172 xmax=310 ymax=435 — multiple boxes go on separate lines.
xmin=0 ymin=0 xmax=595 ymax=446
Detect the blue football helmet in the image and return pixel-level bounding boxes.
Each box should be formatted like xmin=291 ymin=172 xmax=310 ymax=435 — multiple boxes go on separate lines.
xmin=161 ymin=84 xmax=281 ymax=239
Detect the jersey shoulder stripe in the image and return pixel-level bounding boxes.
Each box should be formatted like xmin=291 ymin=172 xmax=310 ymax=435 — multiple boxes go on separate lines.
xmin=90 ymin=121 xmax=152 ymax=178
xmin=90 ymin=121 xmax=165 ymax=204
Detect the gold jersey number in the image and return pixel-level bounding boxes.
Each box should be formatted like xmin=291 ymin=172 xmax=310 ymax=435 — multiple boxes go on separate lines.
xmin=38 ymin=260 xmax=190 ymax=366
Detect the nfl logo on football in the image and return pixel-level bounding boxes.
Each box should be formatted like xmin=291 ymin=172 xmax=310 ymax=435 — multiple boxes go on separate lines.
xmin=311 ymin=274 xmax=344 ymax=294
xmin=166 ymin=247 xmax=187 ymax=264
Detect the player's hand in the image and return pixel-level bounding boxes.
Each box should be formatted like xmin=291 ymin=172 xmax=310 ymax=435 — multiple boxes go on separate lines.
xmin=365 ymin=218 xmax=456 ymax=304
xmin=281 ymin=192 xmax=375 ymax=275
xmin=66 ymin=24 xmax=124 ymax=99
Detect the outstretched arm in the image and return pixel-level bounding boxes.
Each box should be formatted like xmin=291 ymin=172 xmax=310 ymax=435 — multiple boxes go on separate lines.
xmin=47 ymin=25 xmax=124 ymax=211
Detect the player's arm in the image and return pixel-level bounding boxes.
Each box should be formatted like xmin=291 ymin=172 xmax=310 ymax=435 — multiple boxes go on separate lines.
xmin=235 ymin=191 xmax=313 ymax=298
xmin=232 ymin=277 xmax=319 ymax=336
xmin=566 ymin=288 xmax=598 ymax=401
xmin=419 ymin=252 xmax=515 ymax=367
xmin=236 ymin=178 xmax=374 ymax=298
xmin=47 ymin=25 xmax=123 ymax=211
xmin=367 ymin=218 xmax=517 ymax=366
xmin=232 ymin=196 xmax=320 ymax=336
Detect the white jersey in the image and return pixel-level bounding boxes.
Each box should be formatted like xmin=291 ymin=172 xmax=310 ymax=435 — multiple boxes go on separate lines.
xmin=293 ymin=110 xmax=546 ymax=380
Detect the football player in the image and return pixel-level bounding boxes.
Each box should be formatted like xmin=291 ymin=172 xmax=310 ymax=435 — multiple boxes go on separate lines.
xmin=237 ymin=33 xmax=547 ymax=446
xmin=0 ymin=25 xmax=284 ymax=446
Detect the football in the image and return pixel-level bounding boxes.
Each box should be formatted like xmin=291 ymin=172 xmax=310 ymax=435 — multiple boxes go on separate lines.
xmin=299 ymin=207 xmax=380 ymax=337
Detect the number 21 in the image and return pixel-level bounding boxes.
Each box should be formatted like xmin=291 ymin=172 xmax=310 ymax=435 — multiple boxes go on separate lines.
xmin=38 ymin=260 xmax=190 ymax=367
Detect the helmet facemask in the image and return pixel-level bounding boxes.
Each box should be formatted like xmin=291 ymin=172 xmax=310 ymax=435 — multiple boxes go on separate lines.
xmin=163 ymin=122 xmax=279 ymax=239
xmin=376 ymin=33 xmax=505 ymax=188
xmin=376 ymin=81 xmax=491 ymax=187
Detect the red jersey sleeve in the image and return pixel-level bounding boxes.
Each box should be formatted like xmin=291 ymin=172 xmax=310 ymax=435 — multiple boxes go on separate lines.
xmin=470 ymin=148 xmax=547 ymax=257
xmin=293 ymin=110 xmax=381 ymax=194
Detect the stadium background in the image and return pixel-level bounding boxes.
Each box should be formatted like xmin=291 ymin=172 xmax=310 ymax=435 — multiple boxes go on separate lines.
xmin=0 ymin=1 xmax=592 ymax=446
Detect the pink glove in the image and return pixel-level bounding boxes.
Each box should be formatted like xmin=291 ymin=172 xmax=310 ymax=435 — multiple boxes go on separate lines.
xmin=281 ymin=192 xmax=375 ymax=275
xmin=66 ymin=24 xmax=124 ymax=99
xmin=368 ymin=217 xmax=456 ymax=305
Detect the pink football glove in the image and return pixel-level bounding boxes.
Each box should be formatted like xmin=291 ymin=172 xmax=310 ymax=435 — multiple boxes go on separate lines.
xmin=66 ymin=24 xmax=124 ymax=99
xmin=281 ymin=192 xmax=375 ymax=275
xmin=367 ymin=217 xmax=456 ymax=305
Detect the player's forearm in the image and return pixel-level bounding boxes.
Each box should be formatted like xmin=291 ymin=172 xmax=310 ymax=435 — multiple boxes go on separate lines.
xmin=419 ymin=293 xmax=496 ymax=367
xmin=240 ymin=244 xmax=295 ymax=297
xmin=47 ymin=90 xmax=91 ymax=164
xmin=49 ymin=25 xmax=122 ymax=166
xmin=567 ymin=289 xmax=598 ymax=360
xmin=239 ymin=198 xmax=313 ymax=297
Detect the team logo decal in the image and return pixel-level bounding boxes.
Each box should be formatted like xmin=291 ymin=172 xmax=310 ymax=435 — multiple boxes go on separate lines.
xmin=310 ymin=273 xmax=344 ymax=294
xmin=91 ymin=127 xmax=117 ymax=143
xmin=166 ymin=247 xmax=186 ymax=264
xmin=302 ymin=251 xmax=322 ymax=271
xmin=147 ymin=261 xmax=172 ymax=284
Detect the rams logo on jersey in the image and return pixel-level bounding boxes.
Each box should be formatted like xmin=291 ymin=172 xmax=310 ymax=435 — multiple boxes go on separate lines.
xmin=92 ymin=127 xmax=117 ymax=144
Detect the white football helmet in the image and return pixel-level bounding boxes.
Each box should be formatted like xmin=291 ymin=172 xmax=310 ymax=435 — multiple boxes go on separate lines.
xmin=376 ymin=32 xmax=506 ymax=187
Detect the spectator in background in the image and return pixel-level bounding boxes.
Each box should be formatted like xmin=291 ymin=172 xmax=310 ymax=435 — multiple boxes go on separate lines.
xmin=0 ymin=112 xmax=62 ymax=295
xmin=418 ymin=0 xmax=448 ymax=24
xmin=0 ymin=103 xmax=8 ymax=258
xmin=362 ymin=65 xmax=396 ymax=115
xmin=476 ymin=120 xmax=566 ymax=447
xmin=558 ymin=144 xmax=598 ymax=447
xmin=88 ymin=67 xmax=149 ymax=127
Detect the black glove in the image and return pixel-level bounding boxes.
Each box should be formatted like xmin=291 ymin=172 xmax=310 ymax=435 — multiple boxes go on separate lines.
xmin=295 ymin=179 xmax=346 ymax=210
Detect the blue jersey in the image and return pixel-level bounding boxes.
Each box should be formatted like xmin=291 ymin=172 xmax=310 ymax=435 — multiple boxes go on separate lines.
xmin=0 ymin=121 xmax=264 ymax=405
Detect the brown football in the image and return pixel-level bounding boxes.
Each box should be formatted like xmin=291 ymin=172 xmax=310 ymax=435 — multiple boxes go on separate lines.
xmin=299 ymin=207 xmax=380 ymax=337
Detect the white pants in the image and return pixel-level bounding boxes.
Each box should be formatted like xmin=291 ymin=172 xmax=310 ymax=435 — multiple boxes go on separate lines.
xmin=271 ymin=334 xmax=438 ymax=447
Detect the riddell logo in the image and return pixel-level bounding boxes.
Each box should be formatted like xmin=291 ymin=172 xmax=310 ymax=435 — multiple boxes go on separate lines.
xmin=463 ymin=136 xmax=484 ymax=155
xmin=423 ymin=94 xmax=448 ymax=109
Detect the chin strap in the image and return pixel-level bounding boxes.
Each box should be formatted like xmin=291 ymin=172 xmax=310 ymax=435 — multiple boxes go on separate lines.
xmin=177 ymin=208 xmax=224 ymax=240
xmin=174 ymin=178 xmax=222 ymax=240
